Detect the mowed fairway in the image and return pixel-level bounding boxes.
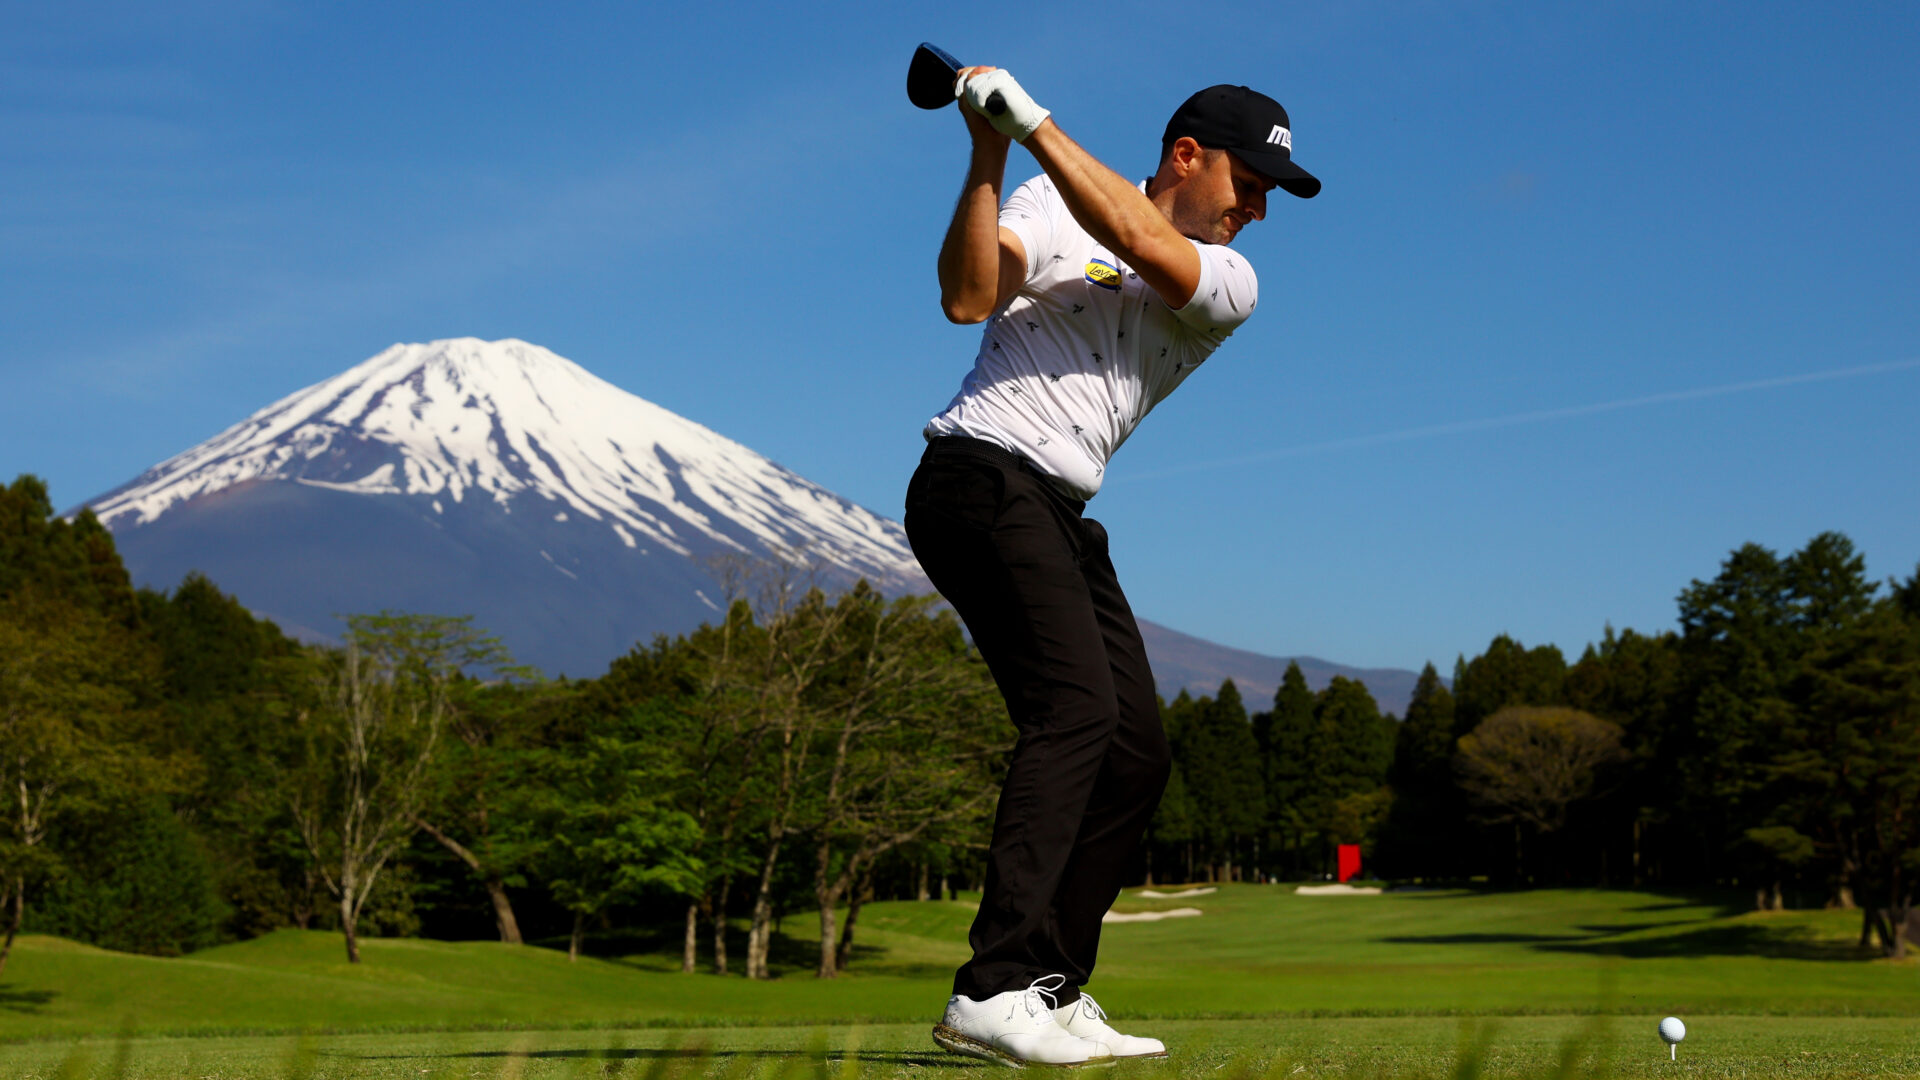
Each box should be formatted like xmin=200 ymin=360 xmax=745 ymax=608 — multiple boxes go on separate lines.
xmin=2 ymin=886 xmax=1915 ymax=1078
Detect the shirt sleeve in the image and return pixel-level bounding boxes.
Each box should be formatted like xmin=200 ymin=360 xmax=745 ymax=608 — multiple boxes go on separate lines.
xmin=998 ymin=175 xmax=1058 ymax=285
xmin=1169 ymin=241 xmax=1258 ymax=338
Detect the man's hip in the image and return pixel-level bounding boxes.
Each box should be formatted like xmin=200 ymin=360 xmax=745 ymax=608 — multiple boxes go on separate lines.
xmin=906 ymin=436 xmax=1096 ymax=553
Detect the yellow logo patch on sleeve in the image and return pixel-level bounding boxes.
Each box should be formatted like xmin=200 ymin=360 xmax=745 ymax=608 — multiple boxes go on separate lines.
xmin=1084 ymin=259 xmax=1122 ymax=291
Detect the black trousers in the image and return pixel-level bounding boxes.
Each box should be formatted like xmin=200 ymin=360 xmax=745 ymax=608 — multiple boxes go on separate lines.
xmin=904 ymin=436 xmax=1172 ymax=1004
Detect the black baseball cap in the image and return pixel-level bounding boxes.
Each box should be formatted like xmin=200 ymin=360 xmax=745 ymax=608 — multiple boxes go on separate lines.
xmin=1164 ymin=85 xmax=1320 ymax=199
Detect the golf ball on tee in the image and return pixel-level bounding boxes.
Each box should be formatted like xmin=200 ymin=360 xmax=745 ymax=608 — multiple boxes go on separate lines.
xmin=1659 ymin=1016 xmax=1686 ymax=1044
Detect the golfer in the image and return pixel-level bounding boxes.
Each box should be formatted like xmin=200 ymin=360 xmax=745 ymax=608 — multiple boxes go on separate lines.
xmin=906 ymin=64 xmax=1319 ymax=1067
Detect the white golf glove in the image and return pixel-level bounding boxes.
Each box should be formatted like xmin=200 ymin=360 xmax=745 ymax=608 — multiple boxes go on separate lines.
xmin=956 ymin=68 xmax=1050 ymax=143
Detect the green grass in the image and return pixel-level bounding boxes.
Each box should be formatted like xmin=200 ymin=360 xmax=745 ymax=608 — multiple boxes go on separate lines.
xmin=5 ymin=1018 xmax=1920 ymax=1079
xmin=2 ymin=885 xmax=1915 ymax=1077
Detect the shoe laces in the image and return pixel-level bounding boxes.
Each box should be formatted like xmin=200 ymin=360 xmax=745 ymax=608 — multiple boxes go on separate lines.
xmin=1075 ymin=992 xmax=1109 ymax=1024
xmin=1011 ymin=973 xmax=1068 ymax=1022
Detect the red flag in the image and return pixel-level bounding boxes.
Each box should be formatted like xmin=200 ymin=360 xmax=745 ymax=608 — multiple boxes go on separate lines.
xmin=1337 ymin=844 xmax=1361 ymax=883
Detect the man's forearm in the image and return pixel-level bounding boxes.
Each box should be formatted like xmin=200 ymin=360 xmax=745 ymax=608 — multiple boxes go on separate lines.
xmin=1021 ymin=120 xmax=1199 ymax=305
xmin=937 ymin=139 xmax=1010 ymax=324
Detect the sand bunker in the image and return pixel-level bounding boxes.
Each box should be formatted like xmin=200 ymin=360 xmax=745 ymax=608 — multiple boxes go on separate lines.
xmin=1135 ymin=887 xmax=1218 ymax=899
xmin=1102 ymin=906 xmax=1204 ymax=923
xmin=1294 ymin=883 xmax=1382 ymax=896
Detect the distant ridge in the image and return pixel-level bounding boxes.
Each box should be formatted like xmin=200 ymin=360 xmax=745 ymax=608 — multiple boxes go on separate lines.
xmin=1136 ymin=619 xmax=1424 ymax=717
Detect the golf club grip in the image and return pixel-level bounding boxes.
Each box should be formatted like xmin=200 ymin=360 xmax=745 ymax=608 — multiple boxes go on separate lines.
xmin=986 ymin=91 xmax=1006 ymax=116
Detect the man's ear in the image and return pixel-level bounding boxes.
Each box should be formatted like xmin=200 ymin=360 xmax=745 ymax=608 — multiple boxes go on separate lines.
xmin=1170 ymin=137 xmax=1206 ymax=177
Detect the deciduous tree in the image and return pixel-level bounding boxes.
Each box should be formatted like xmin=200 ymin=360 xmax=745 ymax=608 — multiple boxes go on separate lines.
xmin=801 ymin=588 xmax=1003 ymax=978
xmin=525 ymin=711 xmax=702 ymax=961
xmin=0 ymin=599 xmax=136 ymax=974
xmin=287 ymin=613 xmax=513 ymax=963
xmin=1455 ymin=706 xmax=1626 ymax=880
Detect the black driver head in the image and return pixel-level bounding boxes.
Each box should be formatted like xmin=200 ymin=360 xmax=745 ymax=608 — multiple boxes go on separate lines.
xmin=908 ymin=42 xmax=963 ymax=109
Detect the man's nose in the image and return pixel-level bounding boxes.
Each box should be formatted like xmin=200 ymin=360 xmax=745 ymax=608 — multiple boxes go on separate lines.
xmin=1246 ymin=190 xmax=1267 ymax=221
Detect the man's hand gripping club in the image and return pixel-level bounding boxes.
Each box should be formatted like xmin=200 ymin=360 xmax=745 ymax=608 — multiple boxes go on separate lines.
xmin=955 ymin=67 xmax=1051 ymax=143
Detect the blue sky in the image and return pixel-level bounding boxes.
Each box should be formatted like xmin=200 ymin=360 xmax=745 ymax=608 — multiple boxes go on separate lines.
xmin=4 ymin=2 xmax=1916 ymax=678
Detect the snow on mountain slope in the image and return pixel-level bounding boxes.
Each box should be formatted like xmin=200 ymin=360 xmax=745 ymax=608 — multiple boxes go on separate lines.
xmin=88 ymin=338 xmax=923 ymax=590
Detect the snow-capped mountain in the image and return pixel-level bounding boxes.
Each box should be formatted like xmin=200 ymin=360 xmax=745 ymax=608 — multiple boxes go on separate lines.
xmin=90 ymin=338 xmax=926 ymax=673
xmin=93 ymin=338 xmax=920 ymax=583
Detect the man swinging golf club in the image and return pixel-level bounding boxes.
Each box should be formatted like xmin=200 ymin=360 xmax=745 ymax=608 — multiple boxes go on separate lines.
xmin=904 ymin=56 xmax=1320 ymax=1067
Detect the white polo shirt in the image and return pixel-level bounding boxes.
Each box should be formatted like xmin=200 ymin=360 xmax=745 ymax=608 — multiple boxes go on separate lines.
xmin=925 ymin=173 xmax=1259 ymax=500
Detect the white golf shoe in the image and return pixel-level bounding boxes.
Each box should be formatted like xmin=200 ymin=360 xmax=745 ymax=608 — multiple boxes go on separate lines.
xmin=933 ymin=974 xmax=1114 ymax=1067
xmin=1052 ymin=992 xmax=1167 ymax=1059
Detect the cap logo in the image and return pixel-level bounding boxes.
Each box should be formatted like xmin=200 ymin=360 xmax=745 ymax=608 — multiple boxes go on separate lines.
xmin=1266 ymin=124 xmax=1292 ymax=150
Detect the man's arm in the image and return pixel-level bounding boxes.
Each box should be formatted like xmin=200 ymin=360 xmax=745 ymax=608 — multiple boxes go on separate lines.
xmin=954 ymin=67 xmax=1202 ymax=309
xmin=937 ymin=105 xmax=1028 ymax=325
xmin=1020 ymin=119 xmax=1201 ymax=309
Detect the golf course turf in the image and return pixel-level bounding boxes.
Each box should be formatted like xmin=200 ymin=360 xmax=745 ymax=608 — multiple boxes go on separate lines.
xmin=2 ymin=885 xmax=1914 ymax=1077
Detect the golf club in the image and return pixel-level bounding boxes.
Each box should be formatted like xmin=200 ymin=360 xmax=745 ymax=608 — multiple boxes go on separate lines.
xmin=908 ymin=42 xmax=1005 ymax=116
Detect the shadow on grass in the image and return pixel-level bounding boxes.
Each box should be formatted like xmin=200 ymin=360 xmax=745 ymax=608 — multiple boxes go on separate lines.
xmin=1540 ymin=923 xmax=1871 ymax=961
xmin=1571 ymin=922 xmax=1673 ymax=935
xmin=1385 ymin=885 xmax=1748 ymax=917
xmin=333 ymin=1048 xmax=978 ymax=1067
xmin=1619 ymin=892 xmax=1750 ymax=919
xmin=1386 ymin=921 xmax=1870 ymax=960
xmin=594 ymin=923 xmax=905 ymax=979
xmin=1382 ymin=921 xmax=1682 ymax=946
xmin=0 ymin=985 xmax=56 ymax=1013
xmin=1383 ymin=932 xmax=1599 ymax=946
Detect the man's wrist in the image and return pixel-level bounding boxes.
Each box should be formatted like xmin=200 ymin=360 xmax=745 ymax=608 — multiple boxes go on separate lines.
xmin=970 ymin=136 xmax=1011 ymax=164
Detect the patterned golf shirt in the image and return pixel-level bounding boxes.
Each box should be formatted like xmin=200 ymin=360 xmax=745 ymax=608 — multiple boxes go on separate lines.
xmin=924 ymin=173 xmax=1258 ymax=500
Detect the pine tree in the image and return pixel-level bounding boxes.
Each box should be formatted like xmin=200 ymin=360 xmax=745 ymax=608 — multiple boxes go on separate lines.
xmin=1452 ymin=635 xmax=1567 ymax=735
xmin=1892 ymin=563 xmax=1920 ymax=621
xmin=1564 ymin=626 xmax=1682 ymax=887
xmin=1147 ymin=763 xmax=1196 ymax=883
xmin=1303 ymin=677 xmax=1392 ymax=873
xmin=1379 ymin=663 xmax=1458 ymax=879
xmin=1313 ymin=677 xmax=1392 ymax=796
xmin=1183 ymin=681 xmax=1262 ymax=880
xmin=0 ymin=475 xmax=138 ymax=626
xmin=1394 ymin=664 xmax=1455 ymax=790
xmin=1775 ymin=602 xmax=1920 ymax=954
xmin=1257 ymin=663 xmax=1316 ymax=877
xmin=140 ymin=573 xmax=306 ymax=937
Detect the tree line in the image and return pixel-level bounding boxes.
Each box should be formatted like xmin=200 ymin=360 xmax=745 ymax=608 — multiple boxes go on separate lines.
xmin=0 ymin=475 xmax=1004 ymax=978
xmin=3 ymin=472 xmax=1915 ymax=970
xmin=1143 ymin=531 xmax=1919 ymax=958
